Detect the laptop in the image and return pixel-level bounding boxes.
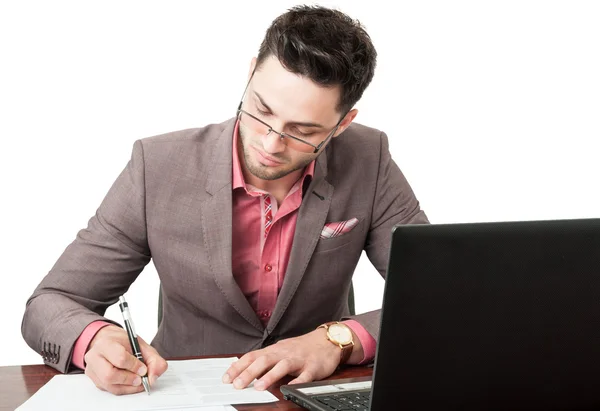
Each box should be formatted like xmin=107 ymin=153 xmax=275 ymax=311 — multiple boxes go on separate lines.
xmin=281 ymin=218 xmax=600 ymax=410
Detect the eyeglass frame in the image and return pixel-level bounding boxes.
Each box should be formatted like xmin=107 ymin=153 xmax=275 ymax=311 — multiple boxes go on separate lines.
xmin=236 ymin=69 xmax=348 ymax=154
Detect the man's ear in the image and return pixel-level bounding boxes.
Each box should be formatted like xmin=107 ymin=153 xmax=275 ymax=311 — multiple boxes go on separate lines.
xmin=248 ymin=57 xmax=257 ymax=81
xmin=333 ymin=109 xmax=358 ymax=138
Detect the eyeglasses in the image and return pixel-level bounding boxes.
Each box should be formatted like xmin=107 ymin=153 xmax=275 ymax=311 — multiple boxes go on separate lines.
xmin=236 ymin=71 xmax=347 ymax=154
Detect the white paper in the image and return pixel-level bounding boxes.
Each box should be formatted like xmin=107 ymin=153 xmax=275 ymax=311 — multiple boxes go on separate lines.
xmin=17 ymin=357 xmax=277 ymax=411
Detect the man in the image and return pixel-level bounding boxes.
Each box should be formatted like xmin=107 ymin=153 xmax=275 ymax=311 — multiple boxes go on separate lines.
xmin=22 ymin=5 xmax=428 ymax=395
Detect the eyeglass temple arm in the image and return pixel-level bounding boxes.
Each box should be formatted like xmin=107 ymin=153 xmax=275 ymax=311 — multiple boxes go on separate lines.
xmin=314 ymin=112 xmax=348 ymax=153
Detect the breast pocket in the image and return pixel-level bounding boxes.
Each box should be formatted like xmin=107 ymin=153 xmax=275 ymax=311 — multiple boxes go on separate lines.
xmin=313 ymin=218 xmax=365 ymax=253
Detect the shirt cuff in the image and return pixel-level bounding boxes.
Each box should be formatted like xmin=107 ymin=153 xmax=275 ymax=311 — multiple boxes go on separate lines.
xmin=71 ymin=321 xmax=113 ymax=370
xmin=343 ymin=319 xmax=377 ymax=365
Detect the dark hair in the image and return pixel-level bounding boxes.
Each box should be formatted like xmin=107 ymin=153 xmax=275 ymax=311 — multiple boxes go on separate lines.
xmin=256 ymin=5 xmax=377 ymax=114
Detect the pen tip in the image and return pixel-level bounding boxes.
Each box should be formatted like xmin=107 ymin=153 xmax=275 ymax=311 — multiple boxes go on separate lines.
xmin=142 ymin=378 xmax=151 ymax=394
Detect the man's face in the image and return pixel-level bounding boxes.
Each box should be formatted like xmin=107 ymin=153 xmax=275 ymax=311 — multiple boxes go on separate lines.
xmin=238 ymin=56 xmax=344 ymax=181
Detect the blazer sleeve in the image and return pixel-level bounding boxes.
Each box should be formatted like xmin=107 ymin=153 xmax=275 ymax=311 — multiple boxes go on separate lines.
xmin=21 ymin=140 xmax=151 ymax=373
xmin=343 ymin=131 xmax=429 ymax=341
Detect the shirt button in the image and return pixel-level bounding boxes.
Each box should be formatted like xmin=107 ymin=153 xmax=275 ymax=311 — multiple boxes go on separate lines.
xmin=264 ymin=264 xmax=272 ymax=272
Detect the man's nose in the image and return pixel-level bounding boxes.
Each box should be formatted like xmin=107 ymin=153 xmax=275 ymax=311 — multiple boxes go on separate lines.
xmin=261 ymin=129 xmax=286 ymax=154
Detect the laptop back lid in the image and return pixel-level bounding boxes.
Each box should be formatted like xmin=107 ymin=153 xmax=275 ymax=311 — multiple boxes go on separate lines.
xmin=371 ymin=219 xmax=600 ymax=410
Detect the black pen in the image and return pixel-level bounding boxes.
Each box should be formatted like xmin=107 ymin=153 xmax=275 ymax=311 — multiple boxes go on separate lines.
xmin=118 ymin=296 xmax=151 ymax=394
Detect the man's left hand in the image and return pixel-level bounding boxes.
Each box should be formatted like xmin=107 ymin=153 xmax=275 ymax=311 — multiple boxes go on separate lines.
xmin=221 ymin=327 xmax=362 ymax=391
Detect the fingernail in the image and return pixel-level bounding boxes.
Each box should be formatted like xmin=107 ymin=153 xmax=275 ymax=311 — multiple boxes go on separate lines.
xmin=133 ymin=376 xmax=141 ymax=386
xmin=222 ymin=373 xmax=231 ymax=384
xmin=138 ymin=365 xmax=147 ymax=376
xmin=233 ymin=378 xmax=243 ymax=389
xmin=254 ymin=380 xmax=265 ymax=390
xmin=150 ymin=375 xmax=157 ymax=386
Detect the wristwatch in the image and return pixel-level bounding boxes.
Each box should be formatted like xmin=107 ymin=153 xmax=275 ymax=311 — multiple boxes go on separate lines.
xmin=318 ymin=321 xmax=354 ymax=365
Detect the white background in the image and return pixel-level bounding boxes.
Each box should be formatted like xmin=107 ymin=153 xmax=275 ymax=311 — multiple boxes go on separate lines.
xmin=1 ymin=1 xmax=598 ymax=367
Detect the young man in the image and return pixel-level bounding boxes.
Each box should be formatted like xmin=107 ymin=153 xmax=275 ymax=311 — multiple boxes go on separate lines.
xmin=22 ymin=5 xmax=428 ymax=395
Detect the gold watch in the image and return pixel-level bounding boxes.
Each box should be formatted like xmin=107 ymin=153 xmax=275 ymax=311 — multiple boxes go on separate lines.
xmin=318 ymin=321 xmax=354 ymax=364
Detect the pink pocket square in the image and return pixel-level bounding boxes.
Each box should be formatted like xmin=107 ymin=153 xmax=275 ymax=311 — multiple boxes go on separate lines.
xmin=320 ymin=218 xmax=359 ymax=239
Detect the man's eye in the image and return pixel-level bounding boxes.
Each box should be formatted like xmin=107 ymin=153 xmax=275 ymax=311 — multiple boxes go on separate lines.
xmin=256 ymin=107 xmax=271 ymax=117
xmin=293 ymin=129 xmax=315 ymax=137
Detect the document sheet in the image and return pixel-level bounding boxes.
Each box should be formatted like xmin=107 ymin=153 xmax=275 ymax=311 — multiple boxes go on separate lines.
xmin=17 ymin=357 xmax=278 ymax=410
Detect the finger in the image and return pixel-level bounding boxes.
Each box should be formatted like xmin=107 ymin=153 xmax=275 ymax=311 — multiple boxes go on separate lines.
xmin=232 ymin=353 xmax=279 ymax=390
xmin=222 ymin=351 xmax=263 ymax=384
xmin=138 ymin=336 xmax=168 ymax=385
xmin=288 ymin=369 xmax=316 ymax=385
xmin=86 ymin=356 xmax=145 ymax=395
xmin=85 ymin=363 xmax=105 ymax=391
xmin=100 ymin=341 xmax=147 ymax=376
xmin=94 ymin=353 xmax=145 ymax=387
xmin=108 ymin=384 xmax=145 ymax=396
xmin=84 ymin=351 xmax=113 ymax=389
xmin=254 ymin=358 xmax=301 ymax=391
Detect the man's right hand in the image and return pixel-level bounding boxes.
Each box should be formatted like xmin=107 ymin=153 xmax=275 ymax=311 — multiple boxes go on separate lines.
xmin=83 ymin=325 xmax=168 ymax=395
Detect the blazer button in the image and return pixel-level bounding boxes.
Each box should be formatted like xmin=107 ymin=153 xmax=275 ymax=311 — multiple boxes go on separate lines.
xmin=41 ymin=341 xmax=48 ymax=361
xmin=263 ymin=334 xmax=278 ymax=348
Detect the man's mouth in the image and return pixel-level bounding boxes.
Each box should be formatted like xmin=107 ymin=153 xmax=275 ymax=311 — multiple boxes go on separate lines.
xmin=253 ymin=146 xmax=285 ymax=166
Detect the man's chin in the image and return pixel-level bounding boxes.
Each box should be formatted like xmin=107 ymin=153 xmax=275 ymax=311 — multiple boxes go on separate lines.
xmin=247 ymin=164 xmax=288 ymax=181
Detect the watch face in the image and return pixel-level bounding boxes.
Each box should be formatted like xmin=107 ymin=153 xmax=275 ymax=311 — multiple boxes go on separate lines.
xmin=328 ymin=324 xmax=353 ymax=345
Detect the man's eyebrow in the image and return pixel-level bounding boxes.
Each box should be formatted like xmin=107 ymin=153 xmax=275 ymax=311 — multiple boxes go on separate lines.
xmin=254 ymin=91 xmax=325 ymax=129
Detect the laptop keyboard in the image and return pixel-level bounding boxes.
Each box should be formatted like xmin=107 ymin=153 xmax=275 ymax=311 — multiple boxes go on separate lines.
xmin=313 ymin=389 xmax=371 ymax=411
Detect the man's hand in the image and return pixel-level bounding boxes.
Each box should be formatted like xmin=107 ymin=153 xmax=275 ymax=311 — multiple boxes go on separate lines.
xmin=83 ymin=325 xmax=168 ymax=395
xmin=222 ymin=327 xmax=363 ymax=391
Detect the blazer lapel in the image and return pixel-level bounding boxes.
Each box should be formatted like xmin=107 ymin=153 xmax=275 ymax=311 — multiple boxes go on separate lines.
xmin=267 ymin=151 xmax=333 ymax=333
xmin=202 ymin=119 xmax=263 ymax=331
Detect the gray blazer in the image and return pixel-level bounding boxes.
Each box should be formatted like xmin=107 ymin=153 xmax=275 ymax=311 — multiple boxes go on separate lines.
xmin=21 ymin=118 xmax=428 ymax=373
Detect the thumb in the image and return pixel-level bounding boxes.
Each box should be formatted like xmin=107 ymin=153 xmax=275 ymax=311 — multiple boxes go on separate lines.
xmin=138 ymin=336 xmax=168 ymax=385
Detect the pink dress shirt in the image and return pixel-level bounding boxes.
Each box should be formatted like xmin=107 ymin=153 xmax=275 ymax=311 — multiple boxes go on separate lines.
xmin=71 ymin=121 xmax=375 ymax=369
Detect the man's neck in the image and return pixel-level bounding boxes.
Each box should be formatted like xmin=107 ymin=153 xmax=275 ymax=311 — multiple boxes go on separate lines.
xmin=243 ymin=168 xmax=303 ymax=206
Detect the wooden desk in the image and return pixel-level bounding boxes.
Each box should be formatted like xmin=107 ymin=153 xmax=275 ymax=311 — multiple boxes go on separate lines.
xmin=0 ymin=357 xmax=373 ymax=410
